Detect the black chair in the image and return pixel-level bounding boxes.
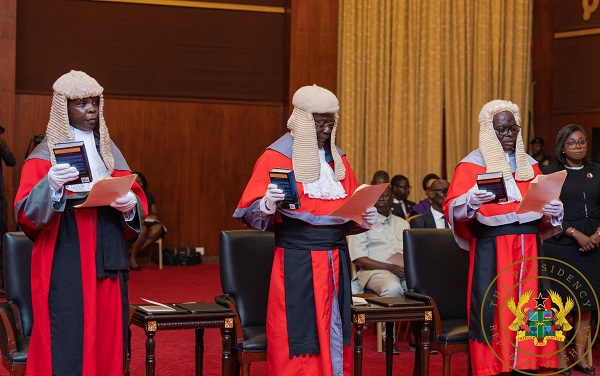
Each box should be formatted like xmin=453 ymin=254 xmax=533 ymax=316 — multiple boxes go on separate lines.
xmin=216 ymin=229 xmax=274 ymax=376
xmin=403 ymin=228 xmax=471 ymax=376
xmin=0 ymin=232 xmax=33 ymax=376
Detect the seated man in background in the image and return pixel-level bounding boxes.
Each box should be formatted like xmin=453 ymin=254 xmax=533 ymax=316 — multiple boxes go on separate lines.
xmin=408 ymin=173 xmax=440 ymax=216
xmin=390 ymin=174 xmax=415 ymax=219
xmin=529 ymin=137 xmax=551 ymax=167
xmin=371 ymin=170 xmax=389 ymax=185
xmin=348 ymin=186 xmax=410 ymax=354
xmin=409 ymin=179 xmax=451 ymax=229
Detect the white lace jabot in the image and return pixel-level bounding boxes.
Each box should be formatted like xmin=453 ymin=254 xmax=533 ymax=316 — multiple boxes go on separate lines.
xmin=302 ymin=148 xmax=347 ymax=200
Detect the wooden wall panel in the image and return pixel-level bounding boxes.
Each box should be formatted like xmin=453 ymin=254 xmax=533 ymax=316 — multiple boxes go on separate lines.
xmin=532 ymin=0 xmax=554 ymax=145
xmin=553 ymin=35 xmax=600 ymax=113
xmin=532 ymin=0 xmax=600 ymax=160
xmin=0 ymin=1 xmax=17 ymax=234
xmin=14 ymin=95 xmax=284 ymax=256
xmin=288 ymin=0 xmax=339 ymax=102
xmin=17 ymin=0 xmax=286 ymax=102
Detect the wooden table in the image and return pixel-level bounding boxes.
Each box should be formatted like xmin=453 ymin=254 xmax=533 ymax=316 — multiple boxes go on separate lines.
xmin=131 ymin=305 xmax=236 ymax=376
xmin=351 ymin=303 xmax=434 ymax=376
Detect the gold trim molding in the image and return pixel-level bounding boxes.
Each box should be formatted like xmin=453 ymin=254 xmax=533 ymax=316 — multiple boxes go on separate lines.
xmin=424 ymin=311 xmax=433 ymax=321
xmin=352 ymin=313 xmax=366 ymax=325
xmin=88 ymin=0 xmax=285 ymax=13
xmin=555 ymin=27 xmax=600 ymax=39
xmin=224 ymin=317 xmax=234 ymax=329
xmin=147 ymin=321 xmax=157 ymax=332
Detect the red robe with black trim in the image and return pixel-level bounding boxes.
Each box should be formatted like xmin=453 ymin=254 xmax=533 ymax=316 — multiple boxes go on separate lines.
xmin=234 ymin=141 xmax=360 ymax=376
xmin=443 ymin=150 xmax=559 ymax=376
xmin=15 ymin=151 xmax=146 ymax=376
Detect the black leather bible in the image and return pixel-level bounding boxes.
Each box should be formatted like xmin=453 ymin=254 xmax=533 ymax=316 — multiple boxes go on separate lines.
xmin=269 ymin=168 xmax=301 ymax=210
xmin=53 ymin=141 xmax=92 ymax=184
xmin=476 ymin=171 xmax=508 ymax=203
xmin=365 ymin=296 xmax=425 ymax=307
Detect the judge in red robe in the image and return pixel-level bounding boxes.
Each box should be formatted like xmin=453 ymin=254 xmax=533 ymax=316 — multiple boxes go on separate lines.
xmin=234 ymin=85 xmax=378 ymax=376
xmin=15 ymin=71 xmax=147 ymax=376
xmin=443 ymin=100 xmax=563 ymax=375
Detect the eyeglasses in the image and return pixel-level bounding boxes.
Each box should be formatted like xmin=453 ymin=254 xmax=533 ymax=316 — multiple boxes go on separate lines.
xmin=565 ymin=140 xmax=587 ymax=149
xmin=494 ymin=124 xmax=521 ymax=136
xmin=430 ymin=188 xmax=448 ymax=195
xmin=314 ymin=120 xmax=335 ymax=130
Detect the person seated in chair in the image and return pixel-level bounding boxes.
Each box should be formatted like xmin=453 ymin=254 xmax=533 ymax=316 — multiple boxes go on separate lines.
xmin=129 ymin=172 xmax=166 ymax=270
xmin=409 ymin=179 xmax=450 ymax=229
xmin=370 ymin=170 xmax=389 ymax=185
xmin=408 ymin=173 xmax=440 ymax=216
xmin=348 ymin=186 xmax=410 ymax=354
xmin=390 ymin=174 xmax=415 ymax=219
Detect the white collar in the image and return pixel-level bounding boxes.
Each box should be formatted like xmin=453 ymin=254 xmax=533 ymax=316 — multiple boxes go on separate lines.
xmin=430 ymin=207 xmax=445 ymax=221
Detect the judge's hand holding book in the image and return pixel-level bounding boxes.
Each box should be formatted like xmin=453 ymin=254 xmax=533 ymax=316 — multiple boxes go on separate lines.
xmin=260 ymin=183 xmax=285 ymax=215
xmin=467 ymin=186 xmax=496 ymax=209
xmin=48 ymin=163 xmax=79 ymax=191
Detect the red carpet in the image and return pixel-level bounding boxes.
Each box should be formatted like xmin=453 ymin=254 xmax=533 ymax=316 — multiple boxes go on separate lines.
xmin=2 ymin=263 xmax=598 ymax=375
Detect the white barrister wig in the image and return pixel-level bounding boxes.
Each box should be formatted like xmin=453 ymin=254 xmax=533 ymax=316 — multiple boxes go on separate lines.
xmin=287 ymin=85 xmax=345 ymax=183
xmin=478 ymin=99 xmax=533 ymax=182
xmin=46 ymin=70 xmax=114 ymax=173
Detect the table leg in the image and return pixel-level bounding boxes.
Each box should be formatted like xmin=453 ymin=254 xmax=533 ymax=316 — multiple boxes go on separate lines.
xmin=195 ymin=328 xmax=205 ymax=376
xmin=385 ymin=322 xmax=394 ymax=376
xmin=411 ymin=322 xmax=422 ymax=376
xmin=411 ymin=320 xmax=431 ymax=376
xmin=145 ymin=330 xmax=156 ymax=376
xmin=353 ymin=323 xmax=364 ymax=376
xmin=221 ymin=325 xmax=234 ymax=376
xmin=420 ymin=320 xmax=430 ymax=376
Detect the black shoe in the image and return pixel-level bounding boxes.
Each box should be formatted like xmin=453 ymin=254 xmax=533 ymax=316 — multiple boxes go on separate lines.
xmin=573 ymin=364 xmax=596 ymax=375
xmin=557 ymin=369 xmax=571 ymax=375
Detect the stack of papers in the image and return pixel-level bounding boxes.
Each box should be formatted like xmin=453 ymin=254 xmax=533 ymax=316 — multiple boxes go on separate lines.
xmin=352 ymin=297 xmax=369 ymax=306
xmin=138 ymin=298 xmax=176 ymax=314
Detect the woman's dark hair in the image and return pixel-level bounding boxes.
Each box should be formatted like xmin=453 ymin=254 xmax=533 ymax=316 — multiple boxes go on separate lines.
xmin=422 ymin=173 xmax=440 ymax=190
xmin=552 ymin=124 xmax=594 ymax=175
xmin=133 ymin=171 xmax=148 ymax=190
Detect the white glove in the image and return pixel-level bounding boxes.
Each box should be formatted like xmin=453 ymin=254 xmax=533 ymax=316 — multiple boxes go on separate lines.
xmin=111 ymin=191 xmax=137 ymax=212
xmin=48 ymin=163 xmax=79 ymax=191
xmin=260 ymin=184 xmax=285 ymax=214
xmin=361 ymin=207 xmax=378 ymax=225
xmin=467 ymin=187 xmax=496 ymax=208
xmin=542 ymin=200 xmax=563 ymax=217
xmin=360 ymin=207 xmax=382 ymax=231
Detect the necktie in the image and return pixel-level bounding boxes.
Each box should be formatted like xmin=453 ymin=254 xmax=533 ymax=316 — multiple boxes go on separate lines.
xmin=443 ymin=217 xmax=450 ymax=228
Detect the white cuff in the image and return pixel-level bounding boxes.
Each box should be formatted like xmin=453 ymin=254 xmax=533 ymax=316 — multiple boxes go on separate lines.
xmin=51 ymin=186 xmax=64 ymax=202
xmin=550 ymin=212 xmax=563 ymax=227
xmin=123 ymin=207 xmax=136 ymax=221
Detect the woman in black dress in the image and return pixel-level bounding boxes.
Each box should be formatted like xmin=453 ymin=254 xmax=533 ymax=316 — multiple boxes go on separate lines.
xmin=542 ymin=124 xmax=600 ymax=375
